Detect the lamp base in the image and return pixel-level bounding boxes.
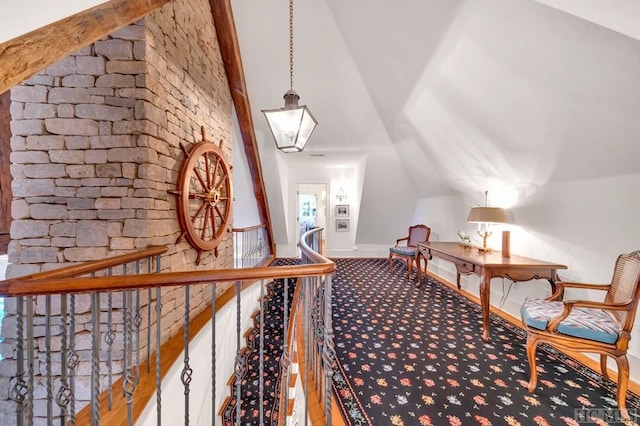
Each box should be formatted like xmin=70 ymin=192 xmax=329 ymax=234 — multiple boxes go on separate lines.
xmin=477 ymin=246 xmax=493 ymax=253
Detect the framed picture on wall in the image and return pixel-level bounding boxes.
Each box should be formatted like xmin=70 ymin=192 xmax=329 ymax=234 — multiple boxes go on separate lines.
xmin=336 ymin=204 xmax=349 ymax=218
xmin=336 ymin=219 xmax=349 ymax=232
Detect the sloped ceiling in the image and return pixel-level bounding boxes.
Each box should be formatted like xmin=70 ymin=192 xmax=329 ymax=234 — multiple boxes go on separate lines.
xmin=231 ymin=0 xmax=640 ymax=222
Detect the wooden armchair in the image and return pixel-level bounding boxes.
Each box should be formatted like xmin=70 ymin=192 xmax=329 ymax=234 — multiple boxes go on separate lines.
xmin=388 ymin=224 xmax=430 ymax=279
xmin=520 ymin=251 xmax=640 ymax=419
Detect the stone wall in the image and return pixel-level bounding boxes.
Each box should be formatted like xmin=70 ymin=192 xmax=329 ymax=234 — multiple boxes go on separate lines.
xmin=1 ymin=0 xmax=234 ymax=421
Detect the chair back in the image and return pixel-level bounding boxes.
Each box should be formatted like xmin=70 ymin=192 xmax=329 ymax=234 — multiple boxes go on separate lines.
xmin=604 ymin=251 xmax=640 ymax=329
xmin=407 ymin=225 xmax=430 ymax=247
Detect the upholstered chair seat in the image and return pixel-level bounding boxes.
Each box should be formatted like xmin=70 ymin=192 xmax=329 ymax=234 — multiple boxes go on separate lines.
xmin=521 ymin=297 xmax=621 ymax=344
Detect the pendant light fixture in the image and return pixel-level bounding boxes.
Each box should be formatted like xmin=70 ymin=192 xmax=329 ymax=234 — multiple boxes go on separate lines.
xmin=262 ymin=0 xmax=318 ymax=153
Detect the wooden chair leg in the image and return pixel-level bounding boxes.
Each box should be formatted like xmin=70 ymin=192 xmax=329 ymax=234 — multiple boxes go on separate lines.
xmin=600 ymin=354 xmax=610 ymax=381
xmin=388 ymin=253 xmax=393 ymax=271
xmin=526 ymin=333 xmax=540 ymax=392
xmin=407 ymin=256 xmax=413 ymax=279
xmin=614 ymin=354 xmax=630 ymax=419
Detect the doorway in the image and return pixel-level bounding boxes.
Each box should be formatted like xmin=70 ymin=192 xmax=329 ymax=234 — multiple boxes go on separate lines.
xmin=296 ymin=183 xmax=327 ymax=254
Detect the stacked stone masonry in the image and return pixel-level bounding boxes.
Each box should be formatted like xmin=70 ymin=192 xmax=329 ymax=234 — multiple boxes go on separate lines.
xmin=1 ymin=0 xmax=234 ymax=422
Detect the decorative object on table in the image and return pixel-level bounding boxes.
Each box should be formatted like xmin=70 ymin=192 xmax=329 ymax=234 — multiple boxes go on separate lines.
xmin=335 ymin=204 xmax=349 ymax=218
xmin=457 ymin=230 xmax=472 ymax=248
xmin=467 ymin=190 xmax=507 ymax=252
xmin=388 ymin=224 xmax=431 ymax=279
xmin=501 ymin=230 xmax=511 ymax=257
xmin=336 ymin=219 xmax=349 ymax=232
xmin=520 ymin=251 xmax=640 ymax=421
xmin=261 ymin=0 xmax=317 ymax=153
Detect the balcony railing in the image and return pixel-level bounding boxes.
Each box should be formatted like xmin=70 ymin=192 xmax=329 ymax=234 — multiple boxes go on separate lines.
xmin=0 ymin=227 xmax=335 ymax=425
xmin=232 ymin=224 xmax=271 ymax=268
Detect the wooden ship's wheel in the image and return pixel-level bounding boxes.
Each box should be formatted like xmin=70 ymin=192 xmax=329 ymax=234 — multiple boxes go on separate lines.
xmin=170 ymin=127 xmax=233 ymax=264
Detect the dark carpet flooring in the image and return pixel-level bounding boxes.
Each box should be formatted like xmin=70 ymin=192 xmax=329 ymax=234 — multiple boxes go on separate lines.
xmin=331 ymin=258 xmax=640 ymax=426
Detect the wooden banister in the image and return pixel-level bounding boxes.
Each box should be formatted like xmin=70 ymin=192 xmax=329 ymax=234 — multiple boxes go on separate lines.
xmin=232 ymin=223 xmax=267 ymax=233
xmin=0 ymin=262 xmax=335 ymax=298
xmin=18 ymin=245 xmax=169 ymax=281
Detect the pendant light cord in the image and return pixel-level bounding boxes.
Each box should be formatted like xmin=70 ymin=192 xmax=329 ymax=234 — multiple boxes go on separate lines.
xmin=289 ymin=0 xmax=294 ymax=91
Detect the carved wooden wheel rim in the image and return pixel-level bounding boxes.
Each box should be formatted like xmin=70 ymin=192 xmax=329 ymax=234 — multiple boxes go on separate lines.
xmin=172 ymin=131 xmax=232 ymax=263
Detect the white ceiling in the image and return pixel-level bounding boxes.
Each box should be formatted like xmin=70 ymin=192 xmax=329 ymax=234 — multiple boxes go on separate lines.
xmin=0 ymin=1 xmax=107 ymax=44
xmin=231 ymin=0 xmax=640 ymax=203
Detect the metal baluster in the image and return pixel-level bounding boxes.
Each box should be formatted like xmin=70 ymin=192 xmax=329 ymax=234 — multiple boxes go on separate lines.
xmin=9 ymin=297 xmax=26 ymax=426
xmin=303 ymin=281 xmax=309 ymax=426
xmin=323 ymin=274 xmax=336 ymax=425
xmin=211 ymin=283 xmax=216 ymax=426
xmin=45 ymin=295 xmax=53 ymax=423
xmin=91 ymin=291 xmax=101 ymax=426
xmin=155 ymin=253 xmax=162 ymax=426
xmin=181 ymin=285 xmax=193 ymax=425
xmin=68 ymin=294 xmax=78 ymax=426
xmin=26 ymin=296 xmax=34 ymax=426
xmin=234 ymin=280 xmax=242 ymax=426
xmin=259 ymin=279 xmax=264 ymax=425
xmin=56 ymin=295 xmax=72 ymax=425
xmin=147 ymin=255 xmax=152 ymax=374
xmin=124 ymin=286 xmax=136 ymax=425
xmin=234 ymin=231 xmax=239 ymax=268
xmin=134 ymin=261 xmax=142 ymax=385
xmin=242 ymin=231 xmax=248 ymax=268
xmin=281 ymin=278 xmax=291 ymax=422
xmin=105 ymin=266 xmax=115 ymax=411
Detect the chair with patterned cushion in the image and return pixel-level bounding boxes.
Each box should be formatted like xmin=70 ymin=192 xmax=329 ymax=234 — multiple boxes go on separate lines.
xmin=388 ymin=224 xmax=430 ymax=279
xmin=520 ymin=251 xmax=640 ymax=420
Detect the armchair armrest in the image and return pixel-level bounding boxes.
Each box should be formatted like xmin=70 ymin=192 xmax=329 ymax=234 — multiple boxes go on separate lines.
xmin=546 ymin=280 xmax=612 ymax=301
xmin=557 ymin=280 xmax=611 ymax=291
xmin=395 ymin=236 xmax=409 ymax=246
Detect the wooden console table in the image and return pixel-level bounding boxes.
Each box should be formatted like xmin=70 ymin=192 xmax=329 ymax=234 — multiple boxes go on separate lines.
xmin=417 ymin=242 xmax=566 ymax=341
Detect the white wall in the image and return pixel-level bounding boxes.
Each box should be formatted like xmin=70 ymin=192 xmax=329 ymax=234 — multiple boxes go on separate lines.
xmin=231 ymin=108 xmax=262 ymax=228
xmin=414 ymin=172 xmax=640 ymax=378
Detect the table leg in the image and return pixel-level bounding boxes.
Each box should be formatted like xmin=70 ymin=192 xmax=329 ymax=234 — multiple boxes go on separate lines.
xmin=480 ymin=272 xmax=491 ymax=341
xmin=416 ymin=252 xmax=423 ymax=288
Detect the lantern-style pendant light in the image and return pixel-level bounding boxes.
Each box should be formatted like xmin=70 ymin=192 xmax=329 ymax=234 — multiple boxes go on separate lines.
xmin=262 ymin=0 xmax=318 ymax=153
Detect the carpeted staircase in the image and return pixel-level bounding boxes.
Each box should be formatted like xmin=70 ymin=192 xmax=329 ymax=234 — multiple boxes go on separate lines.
xmin=220 ymin=276 xmax=297 ymax=425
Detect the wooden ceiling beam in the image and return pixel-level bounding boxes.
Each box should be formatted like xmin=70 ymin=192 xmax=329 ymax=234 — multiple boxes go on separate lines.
xmin=0 ymin=0 xmax=170 ymax=94
xmin=209 ymin=0 xmax=275 ymax=256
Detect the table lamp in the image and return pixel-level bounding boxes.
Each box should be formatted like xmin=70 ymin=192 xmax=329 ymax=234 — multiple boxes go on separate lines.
xmin=467 ymin=191 xmax=507 ymax=252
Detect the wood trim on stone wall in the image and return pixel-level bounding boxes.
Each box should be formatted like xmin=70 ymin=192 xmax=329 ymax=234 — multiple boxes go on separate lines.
xmin=209 ymin=0 xmax=276 ymax=256
xmin=0 ymin=0 xmax=170 ymax=94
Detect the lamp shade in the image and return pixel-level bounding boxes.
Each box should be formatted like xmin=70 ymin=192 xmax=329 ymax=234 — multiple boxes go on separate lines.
xmin=467 ymin=206 xmax=508 ymax=224
xmin=263 ymin=90 xmax=318 ymax=153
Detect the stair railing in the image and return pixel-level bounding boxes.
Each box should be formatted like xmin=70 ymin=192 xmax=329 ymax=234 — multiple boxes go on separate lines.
xmin=0 ymin=228 xmax=334 ymax=425
xmin=232 ymin=224 xmax=271 ymax=268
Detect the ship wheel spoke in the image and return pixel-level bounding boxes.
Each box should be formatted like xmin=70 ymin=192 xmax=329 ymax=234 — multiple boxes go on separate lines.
xmin=192 ymin=167 xmax=208 ymax=191
xmin=190 ymin=201 xmax=207 ymax=223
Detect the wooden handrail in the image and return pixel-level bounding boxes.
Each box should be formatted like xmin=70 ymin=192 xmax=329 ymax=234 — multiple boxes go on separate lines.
xmin=231 ymin=223 xmax=267 ymax=232
xmin=0 ymin=259 xmax=334 ymax=298
xmin=0 ymin=229 xmax=333 ymax=297
xmin=18 ymin=245 xmax=169 ymax=281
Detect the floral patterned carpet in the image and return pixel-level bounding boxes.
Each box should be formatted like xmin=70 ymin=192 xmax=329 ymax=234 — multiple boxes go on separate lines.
xmin=331 ymin=258 xmax=640 ymax=426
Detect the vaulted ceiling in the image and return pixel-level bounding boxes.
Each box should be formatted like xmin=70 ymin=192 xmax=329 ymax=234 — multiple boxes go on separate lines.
xmin=231 ymin=0 xmax=640 ymax=197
